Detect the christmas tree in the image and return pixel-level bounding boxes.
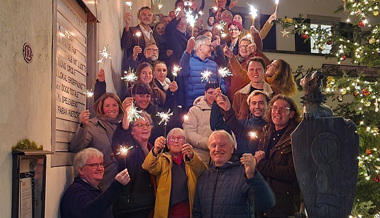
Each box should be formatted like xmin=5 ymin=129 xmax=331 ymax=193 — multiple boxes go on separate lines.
xmin=277 ymin=0 xmax=380 ymax=216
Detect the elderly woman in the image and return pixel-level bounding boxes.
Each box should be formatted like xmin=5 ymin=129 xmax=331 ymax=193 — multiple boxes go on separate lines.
xmin=265 ymin=59 xmax=297 ymax=96
xmin=255 ymin=94 xmax=302 ymax=217
xmin=142 ymin=128 xmax=207 ymax=218
xmin=60 ymin=148 xmax=130 ymax=218
xmin=69 ymin=92 xmax=123 ymax=190
xmin=111 ymin=111 xmax=156 ymax=218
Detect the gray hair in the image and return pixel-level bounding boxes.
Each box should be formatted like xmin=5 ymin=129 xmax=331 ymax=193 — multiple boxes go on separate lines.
xmin=194 ymin=35 xmax=211 ymax=51
xmin=246 ymin=90 xmax=271 ymax=106
xmin=208 ymin=130 xmax=235 ymax=148
xmin=167 ymin=128 xmax=186 ymax=143
xmin=73 ymin=148 xmax=103 ymax=170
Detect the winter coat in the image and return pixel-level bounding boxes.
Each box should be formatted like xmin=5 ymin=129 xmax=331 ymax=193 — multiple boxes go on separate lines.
xmin=165 ymin=18 xmax=189 ymax=68
xmin=182 ymin=96 xmax=213 ymax=164
xmin=111 ymin=124 xmax=155 ymax=218
xmin=232 ymin=83 xmax=273 ymax=121
xmin=193 ymin=160 xmax=276 ymax=217
xmin=69 ymin=117 xmax=119 ymax=191
xmin=60 ymin=177 xmax=124 ymax=218
xmin=256 ymin=121 xmax=301 ymax=217
xmin=178 ymin=52 xmax=225 ymax=108
xmin=142 ymin=151 xmax=207 ymax=218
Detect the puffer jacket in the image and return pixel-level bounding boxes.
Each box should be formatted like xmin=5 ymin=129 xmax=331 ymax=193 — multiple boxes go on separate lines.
xmin=193 ymin=160 xmax=275 ymax=218
xmin=178 ymin=52 xmax=226 ymax=108
xmin=256 ymin=121 xmax=301 ymax=217
xmin=142 ymin=151 xmax=207 ymax=218
xmin=182 ymin=96 xmax=213 ymax=164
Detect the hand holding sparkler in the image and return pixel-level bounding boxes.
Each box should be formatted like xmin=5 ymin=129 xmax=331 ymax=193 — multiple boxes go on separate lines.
xmin=186 ymin=37 xmax=196 ymax=54
xmin=96 ymin=68 xmax=105 ymax=82
xmin=169 ymin=81 xmax=178 ymax=93
xmin=254 ymin=150 xmax=265 ymax=163
xmin=215 ymin=93 xmax=231 ymax=111
xmin=182 ymin=143 xmax=194 ymax=159
xmin=223 ymin=46 xmax=234 ymax=59
xmin=132 ymin=46 xmax=142 ymax=61
xmin=115 ymin=168 xmax=131 ymax=185
xmin=124 ymin=12 xmax=132 ymax=30
xmin=240 ymin=153 xmax=256 ymax=179
xmin=153 ymin=136 xmax=166 ymax=155
xmin=268 ymin=11 xmax=278 ymax=24
xmin=79 ymin=110 xmax=90 ymax=127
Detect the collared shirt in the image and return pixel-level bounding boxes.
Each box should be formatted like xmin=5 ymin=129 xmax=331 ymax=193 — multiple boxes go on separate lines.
xmin=139 ymin=24 xmax=153 ymax=41
xmin=266 ymin=125 xmax=288 ymax=159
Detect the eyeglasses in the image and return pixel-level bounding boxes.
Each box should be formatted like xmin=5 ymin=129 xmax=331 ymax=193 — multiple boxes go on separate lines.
xmin=229 ymin=28 xmax=240 ymax=32
xmin=271 ymin=106 xmax=291 ymax=113
xmin=168 ymin=137 xmax=185 ymax=142
xmin=84 ymin=162 xmax=104 ymax=169
xmin=146 ymin=48 xmax=158 ymax=52
xmin=133 ymin=123 xmax=152 ymax=128
xmin=240 ymin=45 xmax=249 ymax=49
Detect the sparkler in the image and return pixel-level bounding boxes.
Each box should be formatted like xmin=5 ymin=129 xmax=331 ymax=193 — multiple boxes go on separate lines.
xmin=248 ymin=131 xmax=258 ymax=139
xmin=135 ymin=31 xmax=142 ymax=47
xmin=198 ymin=11 xmax=204 ymax=16
xmin=156 ymin=109 xmax=174 ymax=137
xmin=218 ymin=67 xmax=233 ymax=87
xmin=274 ymin=0 xmax=279 ymax=13
xmin=97 ymin=46 xmax=112 ymax=63
xmin=212 ymin=6 xmax=218 ymax=13
xmin=183 ymin=114 xmax=189 ymax=121
xmin=84 ymin=89 xmax=94 ymax=98
xmin=125 ymin=1 xmax=133 ymax=10
xmin=121 ymin=68 xmax=137 ymax=83
xmin=172 ymin=65 xmax=182 ymax=80
xmin=201 ymin=70 xmax=213 ymax=83
xmin=175 ymin=7 xmax=182 ymax=16
xmin=158 ymin=3 xmax=163 ymax=10
xmin=127 ymin=102 xmax=143 ymax=123
xmin=117 ymin=144 xmax=134 ymax=168
xmin=248 ymin=4 xmax=258 ymax=26
xmin=185 ymin=12 xmax=198 ymax=37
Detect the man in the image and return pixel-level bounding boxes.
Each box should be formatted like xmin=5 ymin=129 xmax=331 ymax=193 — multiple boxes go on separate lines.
xmin=178 ymin=35 xmax=226 ymax=110
xmin=60 ymin=148 xmax=130 ymax=218
xmin=183 ymin=82 xmax=219 ymax=164
xmin=232 ymin=57 xmax=273 ymax=121
xmin=122 ymin=42 xmax=159 ymax=71
xmin=121 ymin=7 xmax=155 ymax=65
xmin=193 ymin=130 xmax=275 ymax=217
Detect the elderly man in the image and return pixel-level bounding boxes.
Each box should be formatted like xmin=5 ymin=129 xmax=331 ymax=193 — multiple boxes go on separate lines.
xmin=122 ymin=42 xmax=159 ymax=71
xmin=121 ymin=7 xmax=155 ymax=64
xmin=193 ymin=130 xmax=275 ymax=217
xmin=178 ymin=35 xmax=226 ymax=110
xmin=60 ymin=148 xmax=130 ymax=218
xmin=142 ymin=128 xmax=207 ymax=218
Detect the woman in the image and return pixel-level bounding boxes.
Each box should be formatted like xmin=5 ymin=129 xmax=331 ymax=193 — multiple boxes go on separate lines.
xmin=69 ymin=92 xmax=123 ymax=190
xmin=265 ymin=59 xmax=297 ymax=96
xmin=142 ymin=128 xmax=207 ymax=218
xmin=255 ymin=95 xmax=302 ymax=217
xmin=60 ymin=148 xmax=130 ymax=218
xmin=111 ymin=111 xmax=156 ymax=218
xmin=153 ymin=22 xmax=170 ymax=62
xmin=152 ymin=61 xmax=178 ymax=109
xmin=226 ymin=21 xmax=242 ymax=55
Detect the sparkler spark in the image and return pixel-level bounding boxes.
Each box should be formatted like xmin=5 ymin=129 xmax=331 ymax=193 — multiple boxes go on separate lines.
xmin=186 ymin=12 xmax=197 ymax=28
xmin=128 ymin=103 xmax=143 ymax=123
xmin=125 ymin=1 xmax=133 ymax=10
xmin=249 ymin=131 xmax=258 ymax=139
xmin=84 ymin=89 xmax=94 ymax=98
xmin=184 ymin=1 xmax=192 ymax=7
xmin=201 ymin=70 xmax=213 ymax=83
xmin=172 ymin=65 xmax=182 ymax=78
xmin=156 ymin=109 xmax=173 ymax=126
xmin=198 ymin=11 xmax=204 ymax=16
xmin=135 ymin=31 xmax=142 ymax=38
xmin=248 ymin=4 xmax=258 ymax=20
xmin=97 ymin=46 xmax=112 ymax=63
xmin=218 ymin=67 xmax=233 ymax=78
xmin=175 ymin=7 xmax=182 ymax=16
xmin=117 ymin=145 xmax=134 ymax=156
xmin=212 ymin=6 xmax=218 ymax=12
xmin=183 ymin=114 xmax=189 ymax=121
xmin=275 ymin=0 xmax=279 ymax=5
xmin=158 ymin=4 xmax=163 ymax=10
xmin=221 ymin=32 xmax=227 ymax=38
xmin=121 ymin=68 xmax=137 ymax=82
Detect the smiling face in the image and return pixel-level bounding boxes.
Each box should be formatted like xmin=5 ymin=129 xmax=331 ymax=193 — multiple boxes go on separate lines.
xmin=266 ymin=60 xmax=280 ymax=77
xmin=78 ymin=156 xmax=104 ymax=187
xmin=144 ymin=44 xmax=159 ymax=62
xmin=138 ymin=8 xmax=153 ymax=26
xmin=131 ymin=116 xmax=152 ymax=143
xmin=208 ymin=133 xmax=234 ymax=167
xmin=133 ymin=93 xmax=151 ymax=109
xmin=229 ymin=24 xmax=241 ymax=39
xmin=153 ymin=63 xmax=168 ymax=83
xmin=247 ymin=61 xmax=265 ymax=85
xmin=138 ymin=66 xmax=153 ymax=84
xmin=155 ymin=22 xmax=166 ymax=35
xmin=102 ymin=97 xmax=120 ymax=119
xmin=271 ymin=99 xmax=295 ymax=130
xmin=249 ymin=94 xmax=268 ymax=118
xmin=239 ymin=40 xmax=250 ymax=58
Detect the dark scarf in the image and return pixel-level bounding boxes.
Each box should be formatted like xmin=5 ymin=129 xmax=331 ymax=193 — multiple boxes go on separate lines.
xmin=97 ymin=114 xmax=122 ymax=144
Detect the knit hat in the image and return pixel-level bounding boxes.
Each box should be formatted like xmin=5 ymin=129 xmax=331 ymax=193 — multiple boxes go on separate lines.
xmin=228 ymin=21 xmax=243 ymax=31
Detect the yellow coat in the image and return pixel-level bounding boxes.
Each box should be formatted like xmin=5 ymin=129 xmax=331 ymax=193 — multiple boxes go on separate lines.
xmin=142 ymin=151 xmax=207 ymax=218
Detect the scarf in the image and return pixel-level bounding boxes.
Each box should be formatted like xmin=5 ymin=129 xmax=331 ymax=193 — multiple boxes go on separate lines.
xmin=172 ymin=153 xmax=184 ymax=165
xmin=97 ymin=114 xmax=122 ymax=144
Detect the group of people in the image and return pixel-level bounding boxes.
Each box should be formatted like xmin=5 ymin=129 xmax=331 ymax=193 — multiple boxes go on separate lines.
xmin=61 ymin=0 xmax=305 ymax=217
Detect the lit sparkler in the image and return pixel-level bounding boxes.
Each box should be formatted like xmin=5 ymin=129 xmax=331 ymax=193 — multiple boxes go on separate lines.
xmin=175 ymin=7 xmax=182 ymax=16
xmin=158 ymin=4 xmax=163 ymax=10
xmin=212 ymin=6 xmax=218 ymax=12
xmin=135 ymin=31 xmax=142 ymax=47
xmin=117 ymin=144 xmax=134 ymax=168
xmin=218 ymin=67 xmax=233 ymax=78
xmin=127 ymin=102 xmax=143 ymax=123
xmin=125 ymin=1 xmax=133 ymax=10
xmin=84 ymin=89 xmax=94 ymax=98
xmin=97 ymin=46 xmax=112 ymax=63
xmin=185 ymin=12 xmax=198 ymax=37
xmin=156 ymin=109 xmax=174 ymax=137
xmin=184 ymin=1 xmax=192 ymax=7
xmin=201 ymin=70 xmax=213 ymax=83
xmin=183 ymin=114 xmax=189 ymax=121
xmin=275 ymin=0 xmax=279 ymax=13
xmin=172 ymin=65 xmax=182 ymax=80
xmin=248 ymin=4 xmax=258 ymax=25
xmin=248 ymin=131 xmax=258 ymax=139
xmin=198 ymin=11 xmax=204 ymax=16
xmin=121 ymin=68 xmax=137 ymax=83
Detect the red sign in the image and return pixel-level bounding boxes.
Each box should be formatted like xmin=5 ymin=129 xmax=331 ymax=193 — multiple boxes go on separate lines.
xmin=23 ymin=43 xmax=33 ymax=63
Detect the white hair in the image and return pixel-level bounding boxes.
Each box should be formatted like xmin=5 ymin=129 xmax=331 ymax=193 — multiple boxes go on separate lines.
xmin=194 ymin=35 xmax=211 ymax=51
xmin=73 ymin=148 xmax=103 ymax=170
